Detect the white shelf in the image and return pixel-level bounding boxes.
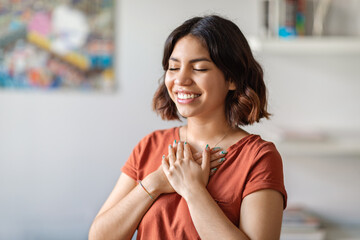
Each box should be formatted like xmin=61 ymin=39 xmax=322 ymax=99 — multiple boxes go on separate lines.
xmin=326 ymin=227 xmax=360 ymax=240
xmin=248 ymin=36 xmax=360 ymax=55
xmin=276 ymin=139 xmax=360 ymax=158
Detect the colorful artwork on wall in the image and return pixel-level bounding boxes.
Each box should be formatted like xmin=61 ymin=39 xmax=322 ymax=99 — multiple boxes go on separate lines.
xmin=0 ymin=0 xmax=115 ymax=91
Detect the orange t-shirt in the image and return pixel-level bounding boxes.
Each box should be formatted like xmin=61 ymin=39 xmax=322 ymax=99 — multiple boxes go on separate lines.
xmin=122 ymin=127 xmax=287 ymax=240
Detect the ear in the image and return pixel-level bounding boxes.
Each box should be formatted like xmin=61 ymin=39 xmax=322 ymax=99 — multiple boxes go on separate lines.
xmin=228 ymin=81 xmax=236 ymax=90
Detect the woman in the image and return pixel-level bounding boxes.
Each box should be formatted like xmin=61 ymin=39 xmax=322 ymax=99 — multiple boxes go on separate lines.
xmin=89 ymin=15 xmax=287 ymax=240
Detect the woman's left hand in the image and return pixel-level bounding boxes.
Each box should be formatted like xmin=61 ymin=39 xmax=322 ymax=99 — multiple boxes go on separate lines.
xmin=162 ymin=141 xmax=210 ymax=199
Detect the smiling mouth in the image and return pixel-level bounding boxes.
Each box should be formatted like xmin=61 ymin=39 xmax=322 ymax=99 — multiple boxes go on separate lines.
xmin=177 ymin=92 xmax=201 ymax=100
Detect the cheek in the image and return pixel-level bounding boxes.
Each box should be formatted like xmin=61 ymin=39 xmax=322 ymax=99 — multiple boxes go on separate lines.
xmin=201 ymin=77 xmax=229 ymax=99
xmin=164 ymin=80 xmax=171 ymax=93
xmin=164 ymin=75 xmax=175 ymax=98
xmin=164 ymin=74 xmax=173 ymax=90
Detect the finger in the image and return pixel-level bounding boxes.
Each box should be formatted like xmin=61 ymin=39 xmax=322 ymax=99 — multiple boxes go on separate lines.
xmin=193 ymin=152 xmax=201 ymax=161
xmin=211 ymin=147 xmax=222 ymax=153
xmin=163 ymin=155 xmax=172 ymax=169
xmin=168 ymin=144 xmax=175 ymax=166
xmin=210 ymin=157 xmax=226 ymax=168
xmin=173 ymin=139 xmax=178 ymax=148
xmin=201 ymin=144 xmax=210 ymax=170
xmin=176 ymin=141 xmax=184 ymax=162
xmin=197 ymin=155 xmax=225 ymax=166
xmin=162 ymin=154 xmax=169 ymax=163
xmin=195 ymin=157 xmax=201 ymax=165
xmin=210 ymin=150 xmax=228 ymax=162
xmin=183 ymin=142 xmax=193 ymax=161
xmin=172 ymin=140 xmax=178 ymax=154
xmin=194 ymin=147 xmax=222 ymax=163
xmin=209 ymin=167 xmax=218 ymax=176
xmin=162 ymin=158 xmax=170 ymax=176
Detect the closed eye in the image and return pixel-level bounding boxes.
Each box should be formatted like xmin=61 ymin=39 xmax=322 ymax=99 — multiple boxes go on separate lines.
xmin=168 ymin=68 xmax=180 ymax=71
xmin=194 ymin=69 xmax=208 ymax=72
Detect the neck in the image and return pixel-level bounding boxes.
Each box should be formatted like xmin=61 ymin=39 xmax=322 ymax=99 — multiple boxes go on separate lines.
xmin=185 ymin=115 xmax=233 ymax=149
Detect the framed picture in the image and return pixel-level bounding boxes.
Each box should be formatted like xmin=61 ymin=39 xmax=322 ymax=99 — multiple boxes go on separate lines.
xmin=0 ymin=0 xmax=115 ymax=91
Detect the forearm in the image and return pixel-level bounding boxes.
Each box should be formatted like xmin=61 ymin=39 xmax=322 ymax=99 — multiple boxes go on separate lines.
xmin=185 ymin=185 xmax=249 ymax=240
xmin=89 ymin=179 xmax=160 ymax=240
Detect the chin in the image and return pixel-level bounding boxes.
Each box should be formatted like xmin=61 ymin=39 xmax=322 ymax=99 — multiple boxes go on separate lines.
xmin=178 ymin=112 xmax=190 ymax=118
xmin=176 ymin=109 xmax=193 ymax=118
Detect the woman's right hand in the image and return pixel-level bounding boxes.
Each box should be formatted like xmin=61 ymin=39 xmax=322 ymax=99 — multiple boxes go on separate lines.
xmin=163 ymin=141 xmax=227 ymax=176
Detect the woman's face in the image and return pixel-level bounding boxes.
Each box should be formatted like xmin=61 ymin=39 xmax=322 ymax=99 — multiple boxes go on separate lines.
xmin=165 ymin=35 xmax=235 ymax=119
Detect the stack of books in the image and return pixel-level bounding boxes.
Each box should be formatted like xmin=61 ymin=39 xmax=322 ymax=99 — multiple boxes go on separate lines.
xmin=281 ymin=207 xmax=326 ymax=240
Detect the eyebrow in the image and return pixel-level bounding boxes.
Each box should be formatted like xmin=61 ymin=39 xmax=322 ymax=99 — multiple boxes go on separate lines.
xmin=169 ymin=57 xmax=212 ymax=63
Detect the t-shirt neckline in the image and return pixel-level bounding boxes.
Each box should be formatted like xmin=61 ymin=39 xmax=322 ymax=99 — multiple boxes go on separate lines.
xmin=173 ymin=126 xmax=257 ymax=152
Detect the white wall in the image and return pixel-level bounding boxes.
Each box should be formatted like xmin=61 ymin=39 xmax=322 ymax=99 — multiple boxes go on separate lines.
xmin=0 ymin=0 xmax=359 ymax=239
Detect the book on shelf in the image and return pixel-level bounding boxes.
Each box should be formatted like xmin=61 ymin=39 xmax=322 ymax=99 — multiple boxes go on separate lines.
xmin=281 ymin=206 xmax=326 ymax=240
xmin=281 ymin=229 xmax=326 ymax=240
xmin=260 ymin=0 xmax=313 ymax=38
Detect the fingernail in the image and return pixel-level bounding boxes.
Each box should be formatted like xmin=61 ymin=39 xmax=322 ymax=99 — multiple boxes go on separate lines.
xmin=162 ymin=155 xmax=165 ymax=159
xmin=211 ymin=168 xmax=218 ymax=173
xmin=213 ymin=147 xmax=221 ymax=150
xmin=184 ymin=141 xmax=187 ymax=145
xmin=169 ymin=144 xmax=172 ymax=148
xmin=206 ymin=144 xmax=209 ymax=150
xmin=218 ymin=158 xmax=226 ymax=163
xmin=220 ymin=150 xmax=227 ymax=155
xmin=174 ymin=139 xmax=177 ymax=144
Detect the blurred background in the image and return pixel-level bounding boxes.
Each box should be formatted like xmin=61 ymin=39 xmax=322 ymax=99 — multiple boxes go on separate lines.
xmin=0 ymin=0 xmax=359 ymax=239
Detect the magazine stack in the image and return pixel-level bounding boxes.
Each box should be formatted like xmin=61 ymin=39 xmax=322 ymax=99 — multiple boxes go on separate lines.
xmin=281 ymin=206 xmax=326 ymax=240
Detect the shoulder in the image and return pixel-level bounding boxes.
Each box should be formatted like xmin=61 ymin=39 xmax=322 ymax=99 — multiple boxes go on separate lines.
xmin=135 ymin=127 xmax=178 ymax=150
xmin=127 ymin=127 xmax=178 ymax=163
xmin=142 ymin=127 xmax=178 ymax=142
xmin=243 ymin=134 xmax=278 ymax=153
xmin=239 ymin=135 xmax=287 ymax=208
xmin=238 ymin=134 xmax=281 ymax=163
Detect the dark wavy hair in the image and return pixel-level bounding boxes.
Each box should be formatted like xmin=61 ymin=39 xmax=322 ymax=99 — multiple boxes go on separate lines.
xmin=152 ymin=15 xmax=270 ymax=127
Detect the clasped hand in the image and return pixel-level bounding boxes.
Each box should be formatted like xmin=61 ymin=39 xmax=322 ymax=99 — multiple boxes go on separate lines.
xmin=162 ymin=141 xmax=210 ymax=199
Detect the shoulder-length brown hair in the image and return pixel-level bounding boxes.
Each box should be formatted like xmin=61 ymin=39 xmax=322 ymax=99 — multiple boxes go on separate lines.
xmin=152 ymin=15 xmax=270 ymax=127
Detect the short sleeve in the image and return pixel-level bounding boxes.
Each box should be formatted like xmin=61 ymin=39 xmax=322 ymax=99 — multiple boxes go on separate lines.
xmin=242 ymin=143 xmax=287 ymax=209
xmin=121 ymin=141 xmax=142 ymax=181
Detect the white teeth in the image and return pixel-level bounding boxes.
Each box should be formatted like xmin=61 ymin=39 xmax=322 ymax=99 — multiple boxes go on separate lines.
xmin=177 ymin=93 xmax=200 ymax=99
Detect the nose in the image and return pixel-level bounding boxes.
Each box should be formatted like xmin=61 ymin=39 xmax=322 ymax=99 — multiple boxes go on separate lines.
xmin=174 ymin=68 xmax=193 ymax=86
